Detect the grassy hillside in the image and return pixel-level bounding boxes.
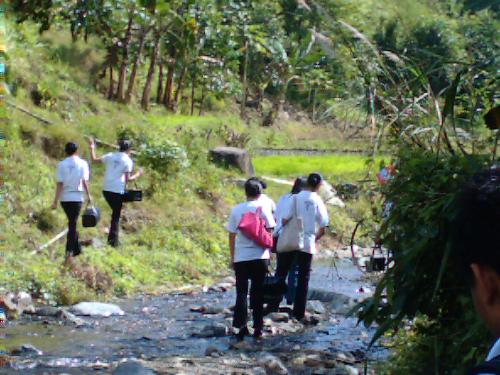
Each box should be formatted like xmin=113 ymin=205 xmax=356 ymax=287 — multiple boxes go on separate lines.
xmin=2 ymin=21 xmax=379 ymax=305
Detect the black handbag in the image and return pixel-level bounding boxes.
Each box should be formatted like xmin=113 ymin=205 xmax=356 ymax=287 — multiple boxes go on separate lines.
xmin=263 ymin=272 xmax=287 ymax=304
xmin=123 ymin=182 xmax=142 ymax=203
xmin=82 ymin=204 xmax=101 ymax=228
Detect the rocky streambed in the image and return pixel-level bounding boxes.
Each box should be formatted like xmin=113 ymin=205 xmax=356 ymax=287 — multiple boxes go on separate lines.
xmin=0 ymin=259 xmax=387 ymax=374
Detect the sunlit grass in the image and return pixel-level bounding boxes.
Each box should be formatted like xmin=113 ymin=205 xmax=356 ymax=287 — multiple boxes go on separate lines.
xmin=253 ymin=154 xmax=386 ymax=180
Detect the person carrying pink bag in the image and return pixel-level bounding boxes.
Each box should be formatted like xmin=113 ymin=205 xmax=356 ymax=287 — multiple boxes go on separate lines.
xmin=226 ymin=179 xmax=276 ymax=340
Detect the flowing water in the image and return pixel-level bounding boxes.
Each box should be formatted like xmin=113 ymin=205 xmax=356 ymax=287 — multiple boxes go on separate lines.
xmin=0 ymin=258 xmax=387 ymax=374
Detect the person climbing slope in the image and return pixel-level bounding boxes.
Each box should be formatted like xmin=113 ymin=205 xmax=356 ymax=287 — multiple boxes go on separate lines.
xmin=51 ymin=142 xmax=92 ymax=257
xmin=89 ymin=138 xmax=143 ymax=247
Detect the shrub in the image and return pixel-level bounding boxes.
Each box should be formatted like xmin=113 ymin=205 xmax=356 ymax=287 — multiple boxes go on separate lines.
xmin=136 ymin=140 xmax=190 ymax=182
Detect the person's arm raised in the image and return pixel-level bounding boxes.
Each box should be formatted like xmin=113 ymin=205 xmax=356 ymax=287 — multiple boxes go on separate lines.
xmin=88 ymin=138 xmax=103 ymax=163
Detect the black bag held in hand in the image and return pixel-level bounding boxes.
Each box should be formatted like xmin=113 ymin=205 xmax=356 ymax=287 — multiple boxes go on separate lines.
xmin=262 ymin=272 xmax=287 ymax=304
xmin=82 ymin=204 xmax=101 ymax=228
xmin=123 ymin=182 xmax=142 ymax=203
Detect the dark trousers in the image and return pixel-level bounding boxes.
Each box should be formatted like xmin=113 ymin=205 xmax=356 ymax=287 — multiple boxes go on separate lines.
xmin=60 ymin=202 xmax=82 ymax=256
xmin=233 ymin=259 xmax=267 ymax=331
xmin=103 ymin=191 xmax=124 ymax=247
xmin=274 ymin=251 xmax=313 ymax=319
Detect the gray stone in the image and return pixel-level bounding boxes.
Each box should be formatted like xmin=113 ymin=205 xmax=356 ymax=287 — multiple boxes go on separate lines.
xmin=343 ymin=365 xmax=360 ymax=375
xmin=269 ymin=312 xmax=289 ymax=323
xmin=307 ymin=289 xmax=354 ymax=314
xmin=70 ymin=302 xmax=125 ymax=317
xmin=258 ymin=354 xmax=288 ymax=375
xmin=12 ymin=344 xmax=43 ymax=356
xmin=57 ymin=309 xmax=88 ymax=327
xmin=113 ymin=362 xmax=156 ymax=375
xmin=304 ymin=354 xmax=322 ymax=367
xmin=209 ymin=147 xmax=255 ymax=176
xmin=307 ymin=300 xmax=326 ymax=315
xmin=193 ymin=323 xmax=228 ymax=338
xmin=34 ymin=306 xmax=61 ymax=317
xmin=204 ymin=345 xmax=220 ymax=357
xmin=203 ymin=305 xmax=227 ymax=315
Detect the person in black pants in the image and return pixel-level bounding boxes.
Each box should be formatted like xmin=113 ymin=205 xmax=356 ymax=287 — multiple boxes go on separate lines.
xmin=89 ymin=138 xmax=143 ymax=247
xmin=227 ymin=179 xmax=276 ymax=340
xmin=52 ymin=142 xmax=92 ymax=257
xmin=272 ymin=173 xmax=329 ymax=321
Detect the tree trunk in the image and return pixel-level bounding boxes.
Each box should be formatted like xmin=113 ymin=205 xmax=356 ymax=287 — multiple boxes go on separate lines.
xmin=162 ymin=47 xmax=177 ymax=109
xmin=115 ymin=10 xmax=134 ymax=102
xmin=172 ymin=65 xmax=187 ymax=113
xmin=190 ymin=74 xmax=196 ymax=116
xmin=141 ymin=33 xmax=161 ymax=111
xmin=240 ymin=39 xmax=249 ymax=121
xmin=107 ymin=66 xmax=114 ymax=100
xmin=125 ymin=29 xmax=147 ymax=104
xmin=156 ymin=62 xmax=164 ymax=104
xmin=199 ymin=86 xmax=206 ymax=116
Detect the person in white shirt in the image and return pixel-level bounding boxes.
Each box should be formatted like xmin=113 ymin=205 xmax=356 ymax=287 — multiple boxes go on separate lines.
xmin=51 ymin=142 xmax=92 ymax=257
xmin=276 ymin=173 xmax=329 ymax=320
xmin=89 ymin=139 xmax=143 ymax=247
xmin=249 ymin=177 xmax=277 ymax=214
xmin=275 ymin=177 xmax=307 ymax=234
xmin=453 ymin=169 xmax=500 ymax=375
xmin=227 ymin=179 xmax=276 ymax=340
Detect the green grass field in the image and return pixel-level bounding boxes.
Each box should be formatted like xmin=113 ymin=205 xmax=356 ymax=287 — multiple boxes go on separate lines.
xmin=253 ymin=154 xmax=386 ymax=181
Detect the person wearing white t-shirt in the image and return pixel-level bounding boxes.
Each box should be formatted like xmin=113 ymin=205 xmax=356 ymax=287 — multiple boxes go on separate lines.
xmin=89 ymin=139 xmax=143 ymax=247
xmin=227 ymin=179 xmax=276 ymax=340
xmin=51 ymin=142 xmax=92 ymax=257
xmin=249 ymin=177 xmax=277 ymax=214
xmin=277 ymin=173 xmax=329 ymax=320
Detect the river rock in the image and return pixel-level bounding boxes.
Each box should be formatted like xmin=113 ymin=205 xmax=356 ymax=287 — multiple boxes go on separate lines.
xmin=342 ymin=365 xmax=360 ymax=375
xmin=307 ymin=289 xmax=354 ymax=314
xmin=203 ymin=305 xmax=228 ymax=315
xmin=193 ymin=322 xmax=228 ymax=338
xmin=209 ymin=147 xmax=255 ymax=176
xmin=258 ymin=354 xmax=288 ymax=375
xmin=113 ymin=362 xmax=157 ymax=375
xmin=57 ymin=309 xmax=88 ymax=327
xmin=70 ymin=302 xmax=125 ymax=317
xmin=16 ymin=292 xmax=35 ymax=314
xmin=307 ymin=300 xmax=326 ymax=315
xmin=204 ymin=345 xmax=220 ymax=357
xmin=11 ymin=344 xmax=43 ymax=356
xmin=304 ymin=354 xmax=323 ymax=367
xmin=34 ymin=306 xmax=61 ymax=317
xmin=269 ymin=312 xmax=289 ymax=322
xmin=336 ymin=352 xmax=356 ymax=364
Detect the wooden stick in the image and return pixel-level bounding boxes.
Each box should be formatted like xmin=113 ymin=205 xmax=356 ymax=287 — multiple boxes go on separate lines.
xmin=32 ymin=229 xmax=68 ymax=255
xmin=6 ymin=101 xmax=53 ymax=125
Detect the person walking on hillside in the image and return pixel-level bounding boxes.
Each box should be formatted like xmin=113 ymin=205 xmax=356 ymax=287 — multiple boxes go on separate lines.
xmin=89 ymin=139 xmax=143 ymax=247
xmin=227 ymin=179 xmax=276 ymax=340
xmin=51 ymin=142 xmax=92 ymax=257
xmin=274 ymin=173 xmax=329 ymax=321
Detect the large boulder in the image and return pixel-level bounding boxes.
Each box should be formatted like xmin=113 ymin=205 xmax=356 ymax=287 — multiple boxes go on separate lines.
xmin=70 ymin=302 xmax=125 ymax=317
xmin=209 ymin=147 xmax=255 ymax=176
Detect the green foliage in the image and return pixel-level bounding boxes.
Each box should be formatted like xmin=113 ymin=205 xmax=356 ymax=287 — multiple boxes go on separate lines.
xmin=136 ymin=140 xmax=190 ymax=179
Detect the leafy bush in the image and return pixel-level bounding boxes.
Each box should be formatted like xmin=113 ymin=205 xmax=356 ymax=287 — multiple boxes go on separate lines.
xmin=357 ymin=149 xmax=492 ymax=373
xmin=35 ymin=208 xmax=60 ymax=232
xmin=136 ymin=140 xmax=190 ymax=182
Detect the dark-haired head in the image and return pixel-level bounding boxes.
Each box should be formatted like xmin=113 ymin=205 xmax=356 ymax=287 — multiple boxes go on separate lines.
xmin=245 ymin=178 xmax=262 ymax=199
xmin=291 ymin=177 xmax=307 ymax=194
xmin=307 ymin=173 xmax=323 ymax=191
xmin=248 ymin=177 xmax=267 ymax=190
xmin=65 ymin=142 xmax=78 ymax=156
xmin=452 ymin=167 xmax=500 ymax=335
xmin=118 ymin=140 xmax=132 ymax=153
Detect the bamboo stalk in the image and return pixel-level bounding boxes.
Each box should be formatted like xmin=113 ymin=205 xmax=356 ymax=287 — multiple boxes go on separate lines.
xmin=32 ymin=229 xmax=68 ymax=255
